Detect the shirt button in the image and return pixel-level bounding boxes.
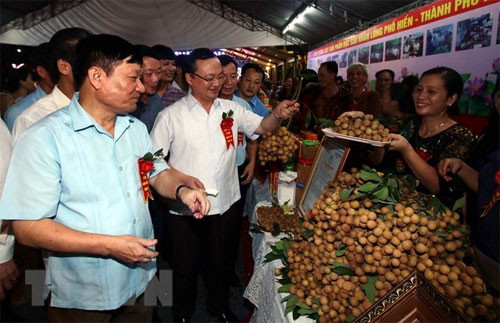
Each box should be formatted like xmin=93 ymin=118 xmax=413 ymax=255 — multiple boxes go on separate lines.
xmin=64 ymin=122 xmax=70 ymax=127
xmin=127 ymin=192 xmax=131 ymax=197
xmin=119 ymin=166 xmax=123 ymax=171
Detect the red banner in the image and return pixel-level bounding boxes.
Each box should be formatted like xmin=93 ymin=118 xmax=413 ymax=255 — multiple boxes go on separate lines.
xmin=309 ymin=0 xmax=499 ymax=58
xmin=221 ymin=118 xmax=235 ymax=150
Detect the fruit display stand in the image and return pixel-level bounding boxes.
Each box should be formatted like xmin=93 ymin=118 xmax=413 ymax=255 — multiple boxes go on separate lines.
xmin=243 ymin=132 xmax=499 ymax=322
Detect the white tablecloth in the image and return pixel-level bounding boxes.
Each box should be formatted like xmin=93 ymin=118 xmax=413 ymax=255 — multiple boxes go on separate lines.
xmin=243 ymin=179 xmax=309 ymax=323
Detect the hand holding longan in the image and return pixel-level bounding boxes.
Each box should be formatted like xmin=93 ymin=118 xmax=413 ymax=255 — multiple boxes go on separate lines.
xmin=275 ymin=100 xmax=300 ymax=120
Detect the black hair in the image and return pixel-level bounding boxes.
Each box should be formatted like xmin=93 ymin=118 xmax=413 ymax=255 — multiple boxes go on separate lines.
xmin=27 ymin=42 xmax=50 ymax=82
xmin=47 ymin=27 xmax=91 ymax=84
xmin=4 ymin=65 xmax=31 ymax=92
xmin=218 ymin=55 xmax=237 ymax=69
xmin=175 ymin=54 xmax=189 ymax=71
xmin=185 ymin=48 xmax=216 ymax=74
xmin=375 ymin=69 xmax=395 ymax=80
xmin=134 ymin=45 xmax=161 ymax=61
xmin=336 ymin=75 xmax=344 ymax=83
xmin=74 ymin=34 xmax=142 ymax=88
xmin=241 ymin=63 xmax=265 ymax=80
xmin=390 ymin=82 xmax=415 ymax=114
xmin=320 ymin=61 xmax=338 ymax=76
xmin=401 ymin=75 xmax=419 ymax=93
xmin=421 ymin=67 xmax=463 ymax=100
xmin=152 ymin=45 xmax=176 ymax=60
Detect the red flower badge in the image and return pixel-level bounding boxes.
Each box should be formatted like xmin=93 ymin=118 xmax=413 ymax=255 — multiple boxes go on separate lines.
xmin=221 ymin=110 xmax=235 ymax=150
xmin=137 ymin=149 xmax=164 ymax=203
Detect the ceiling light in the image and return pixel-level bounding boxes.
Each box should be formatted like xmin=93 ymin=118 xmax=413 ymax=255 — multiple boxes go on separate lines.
xmin=282 ymin=5 xmax=316 ymax=34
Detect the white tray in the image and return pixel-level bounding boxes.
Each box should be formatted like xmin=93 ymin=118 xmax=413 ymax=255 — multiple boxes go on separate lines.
xmin=322 ymin=128 xmax=391 ymax=147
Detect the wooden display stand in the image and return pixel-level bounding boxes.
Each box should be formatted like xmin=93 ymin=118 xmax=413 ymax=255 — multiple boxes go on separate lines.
xmin=355 ymin=271 xmax=467 ymax=323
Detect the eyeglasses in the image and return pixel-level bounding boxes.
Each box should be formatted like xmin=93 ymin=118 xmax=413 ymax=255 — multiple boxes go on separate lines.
xmin=191 ymin=72 xmax=226 ymax=84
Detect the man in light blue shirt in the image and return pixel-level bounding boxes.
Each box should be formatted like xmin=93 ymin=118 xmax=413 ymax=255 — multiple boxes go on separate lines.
xmin=0 ymin=34 xmax=209 ymax=320
xmin=235 ymin=63 xmax=270 ymax=118
xmin=130 ymin=46 xmax=164 ymax=133
xmin=4 ymin=43 xmax=54 ymax=132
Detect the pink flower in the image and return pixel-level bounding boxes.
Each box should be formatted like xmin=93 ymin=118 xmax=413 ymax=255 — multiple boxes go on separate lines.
xmin=464 ymin=77 xmax=487 ymax=98
xmin=493 ymin=58 xmax=500 ymax=73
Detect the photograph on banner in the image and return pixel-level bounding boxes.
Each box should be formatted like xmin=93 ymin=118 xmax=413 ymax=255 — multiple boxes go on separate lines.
xmin=348 ymin=50 xmax=357 ymax=65
xmin=426 ymin=24 xmax=453 ymax=55
xmin=403 ymin=32 xmax=424 ymax=59
xmin=359 ymin=46 xmax=369 ymax=64
xmin=370 ymin=43 xmax=384 ymax=63
xmin=456 ymin=13 xmax=493 ymax=51
xmin=329 ymin=54 xmax=338 ymax=63
xmin=385 ymin=38 xmax=402 ymax=61
xmin=339 ymin=52 xmax=348 ymax=68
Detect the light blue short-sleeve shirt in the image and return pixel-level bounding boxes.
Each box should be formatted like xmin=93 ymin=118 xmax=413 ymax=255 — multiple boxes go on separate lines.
xmin=0 ymin=94 xmax=167 ymax=310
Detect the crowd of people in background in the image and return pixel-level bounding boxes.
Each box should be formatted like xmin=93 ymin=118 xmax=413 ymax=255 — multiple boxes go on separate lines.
xmin=0 ymin=27 xmax=499 ymax=323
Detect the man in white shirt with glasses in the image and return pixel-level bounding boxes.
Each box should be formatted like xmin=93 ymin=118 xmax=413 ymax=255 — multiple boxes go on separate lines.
xmin=151 ymin=48 xmax=298 ymax=323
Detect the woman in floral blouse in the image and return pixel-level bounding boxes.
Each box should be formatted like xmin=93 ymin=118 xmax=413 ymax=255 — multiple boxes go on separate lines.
xmin=388 ymin=67 xmax=476 ymax=207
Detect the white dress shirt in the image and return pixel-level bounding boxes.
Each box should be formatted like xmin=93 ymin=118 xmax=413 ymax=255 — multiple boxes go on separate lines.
xmin=0 ymin=119 xmax=14 ymax=262
xmin=12 ymin=85 xmax=71 ymax=143
xmin=151 ymin=93 xmax=263 ymax=215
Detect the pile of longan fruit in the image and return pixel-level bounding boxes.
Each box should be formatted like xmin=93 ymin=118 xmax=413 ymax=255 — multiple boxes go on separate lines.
xmin=257 ymin=206 xmax=300 ymax=233
xmin=275 ymin=168 xmax=499 ymax=322
xmin=333 ymin=114 xmax=390 ymax=142
xmin=258 ymin=126 xmax=298 ymax=166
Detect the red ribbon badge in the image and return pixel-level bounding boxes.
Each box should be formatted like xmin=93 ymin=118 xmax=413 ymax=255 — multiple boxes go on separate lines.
xmin=238 ymin=132 xmax=244 ymax=146
xmin=137 ymin=149 xmax=164 ymax=203
xmin=138 ymin=158 xmax=154 ymax=203
xmin=221 ymin=110 xmax=235 ymax=150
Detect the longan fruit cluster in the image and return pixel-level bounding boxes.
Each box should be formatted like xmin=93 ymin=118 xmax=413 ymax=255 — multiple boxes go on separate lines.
xmin=333 ymin=114 xmax=390 ymax=142
xmin=257 ymin=206 xmax=300 ymax=233
xmin=276 ymin=168 xmax=498 ymax=322
xmin=258 ymin=127 xmax=298 ymax=166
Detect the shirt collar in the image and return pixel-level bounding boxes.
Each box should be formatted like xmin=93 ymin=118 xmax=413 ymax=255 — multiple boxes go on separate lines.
xmin=68 ymin=93 xmax=134 ymax=139
xmin=51 ymin=85 xmax=72 ymax=108
xmin=185 ymin=93 xmax=222 ymax=112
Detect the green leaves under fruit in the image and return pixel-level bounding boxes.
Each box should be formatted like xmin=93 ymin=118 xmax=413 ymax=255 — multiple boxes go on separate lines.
xmin=278 ymin=284 xmax=291 ymax=293
xmin=345 ymin=314 xmax=356 ymax=323
xmin=358 ymin=182 xmax=379 ymax=192
xmin=286 ymin=294 xmax=298 ymax=308
xmin=453 ymin=195 xmax=466 ymax=211
xmin=373 ymin=186 xmax=389 ymax=200
xmin=360 ymin=170 xmax=382 ymax=183
xmin=340 ymin=188 xmax=354 ymax=200
xmin=272 ymin=222 xmax=281 ymax=236
xmin=332 ymin=261 xmax=348 ymax=268
xmin=334 ymin=244 xmax=346 ymax=256
xmin=363 ymin=275 xmax=378 ymax=303
xmin=331 ymin=266 xmax=356 ymax=276
xmin=301 ymin=229 xmax=314 ymax=239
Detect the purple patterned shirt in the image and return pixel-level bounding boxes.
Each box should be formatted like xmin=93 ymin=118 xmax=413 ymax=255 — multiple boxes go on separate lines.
xmin=161 ymin=84 xmax=186 ymax=108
